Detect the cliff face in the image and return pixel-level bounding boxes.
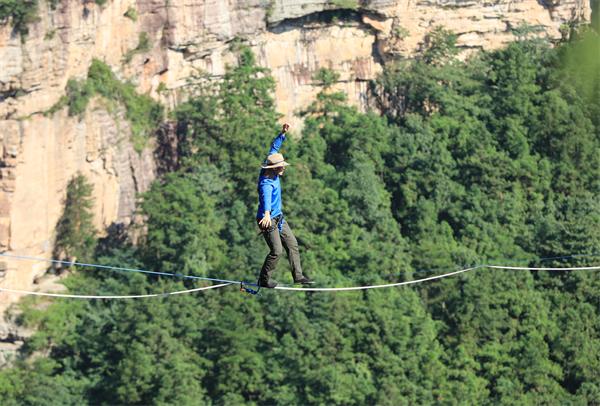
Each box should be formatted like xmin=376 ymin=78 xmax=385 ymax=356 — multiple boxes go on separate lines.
xmin=0 ymin=101 xmax=156 ymax=309
xmin=0 ymin=0 xmax=591 ymax=311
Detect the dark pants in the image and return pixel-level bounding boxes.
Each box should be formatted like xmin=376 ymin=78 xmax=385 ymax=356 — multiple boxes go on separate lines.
xmin=258 ymin=218 xmax=304 ymax=284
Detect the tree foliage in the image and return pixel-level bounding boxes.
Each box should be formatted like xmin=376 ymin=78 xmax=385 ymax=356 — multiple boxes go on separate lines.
xmin=53 ymin=172 xmax=97 ymax=263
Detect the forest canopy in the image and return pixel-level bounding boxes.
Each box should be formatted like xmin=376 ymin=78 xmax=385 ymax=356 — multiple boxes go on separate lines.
xmin=0 ymin=27 xmax=599 ymax=405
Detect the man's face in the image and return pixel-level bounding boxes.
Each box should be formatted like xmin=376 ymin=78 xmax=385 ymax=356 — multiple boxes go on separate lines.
xmin=275 ymin=166 xmax=285 ymax=176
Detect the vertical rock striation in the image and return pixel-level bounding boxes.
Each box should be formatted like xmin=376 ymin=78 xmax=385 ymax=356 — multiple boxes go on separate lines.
xmin=0 ymin=100 xmax=155 ymax=310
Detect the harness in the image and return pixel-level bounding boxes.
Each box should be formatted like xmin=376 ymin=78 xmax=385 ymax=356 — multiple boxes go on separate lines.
xmin=257 ymin=214 xmax=283 ymax=235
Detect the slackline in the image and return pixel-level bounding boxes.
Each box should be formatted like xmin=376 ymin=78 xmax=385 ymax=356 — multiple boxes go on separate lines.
xmin=0 ymin=252 xmax=598 ymax=299
xmin=0 ymin=283 xmax=233 ymax=299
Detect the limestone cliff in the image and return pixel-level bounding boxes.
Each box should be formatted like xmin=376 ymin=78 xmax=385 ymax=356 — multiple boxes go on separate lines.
xmin=0 ymin=0 xmax=591 ymax=313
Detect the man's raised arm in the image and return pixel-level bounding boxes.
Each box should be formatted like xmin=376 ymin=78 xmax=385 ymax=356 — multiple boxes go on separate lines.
xmin=267 ymin=123 xmax=290 ymax=157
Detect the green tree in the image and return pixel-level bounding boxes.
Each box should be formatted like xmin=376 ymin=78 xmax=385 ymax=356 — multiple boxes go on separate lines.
xmin=423 ymin=26 xmax=459 ymax=65
xmin=138 ymin=166 xmax=228 ymax=281
xmin=552 ymin=28 xmax=600 ymax=132
xmin=372 ymin=29 xmax=600 ymax=403
xmin=54 ymin=172 xmax=97 ymax=263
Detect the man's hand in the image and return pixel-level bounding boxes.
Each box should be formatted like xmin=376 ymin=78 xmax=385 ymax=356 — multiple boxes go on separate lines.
xmin=281 ymin=123 xmax=290 ymax=135
xmin=259 ymin=211 xmax=272 ymax=229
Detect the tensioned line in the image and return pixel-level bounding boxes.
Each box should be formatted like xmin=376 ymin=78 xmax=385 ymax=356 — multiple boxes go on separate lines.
xmin=2 ymin=252 xmax=598 ymax=288
xmin=276 ymin=264 xmax=600 ymax=291
xmin=0 ymin=252 xmax=598 ymax=299
xmin=0 ymin=283 xmax=233 ymax=299
xmin=277 ymin=252 xmax=600 ymax=286
xmin=0 ymin=253 xmax=239 ymax=284
xmin=3 ymin=262 xmax=599 ymax=298
xmin=275 ymin=267 xmax=475 ymax=291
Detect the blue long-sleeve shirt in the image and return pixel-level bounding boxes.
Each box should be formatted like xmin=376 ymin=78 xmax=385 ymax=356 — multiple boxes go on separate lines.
xmin=256 ymin=134 xmax=286 ymax=228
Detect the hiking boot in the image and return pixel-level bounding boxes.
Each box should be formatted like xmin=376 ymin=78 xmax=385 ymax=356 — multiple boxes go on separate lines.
xmin=260 ymin=281 xmax=278 ymax=289
xmin=294 ymin=278 xmax=314 ymax=285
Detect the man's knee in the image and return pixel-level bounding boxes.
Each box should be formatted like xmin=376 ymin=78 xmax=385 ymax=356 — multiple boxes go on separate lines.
xmin=269 ymin=246 xmax=283 ymax=259
xmin=284 ymin=236 xmax=299 ymax=252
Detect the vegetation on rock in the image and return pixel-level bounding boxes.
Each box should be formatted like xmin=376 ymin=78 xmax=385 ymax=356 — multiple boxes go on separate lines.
xmin=123 ymin=32 xmax=152 ymax=63
xmin=48 ymin=59 xmax=164 ymax=152
xmin=53 ymin=172 xmax=97 ymax=264
xmin=0 ymin=0 xmax=111 ymax=39
xmin=0 ymin=0 xmax=39 ymax=38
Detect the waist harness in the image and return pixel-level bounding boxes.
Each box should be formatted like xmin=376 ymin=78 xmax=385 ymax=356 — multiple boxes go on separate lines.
xmin=258 ymin=214 xmax=282 ymax=235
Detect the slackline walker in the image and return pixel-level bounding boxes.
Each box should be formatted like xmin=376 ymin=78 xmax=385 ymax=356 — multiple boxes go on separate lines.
xmin=0 ymin=252 xmax=599 ymax=299
xmin=251 ymin=123 xmax=314 ymax=298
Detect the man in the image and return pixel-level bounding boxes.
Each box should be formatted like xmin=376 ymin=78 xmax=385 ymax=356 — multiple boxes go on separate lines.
xmin=257 ymin=123 xmax=314 ymax=288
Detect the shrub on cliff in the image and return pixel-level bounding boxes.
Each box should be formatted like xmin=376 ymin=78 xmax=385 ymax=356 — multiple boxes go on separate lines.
xmin=51 ymin=59 xmax=164 ymax=152
xmin=53 ymin=172 xmax=97 ymax=265
xmin=0 ymin=0 xmax=39 ymax=39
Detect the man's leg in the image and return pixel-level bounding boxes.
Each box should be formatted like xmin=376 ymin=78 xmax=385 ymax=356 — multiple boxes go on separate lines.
xmin=259 ymin=221 xmax=283 ymax=286
xmin=279 ymin=221 xmax=306 ymax=282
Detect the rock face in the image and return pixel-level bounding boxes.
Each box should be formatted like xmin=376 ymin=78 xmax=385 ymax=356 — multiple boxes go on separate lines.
xmin=0 ymin=0 xmax=592 ymax=312
xmin=0 ymin=101 xmax=156 ymax=311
